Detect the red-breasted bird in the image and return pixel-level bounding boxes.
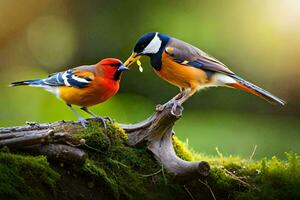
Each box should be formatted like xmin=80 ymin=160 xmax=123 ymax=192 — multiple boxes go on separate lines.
xmin=124 ymin=32 xmax=285 ymax=113
xmin=10 ymin=58 xmax=128 ymax=127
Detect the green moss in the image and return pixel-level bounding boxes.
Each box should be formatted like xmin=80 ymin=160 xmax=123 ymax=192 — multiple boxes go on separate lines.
xmin=82 ymin=159 xmax=119 ymax=198
xmin=75 ymin=121 xmax=111 ymax=152
xmin=106 ymin=121 xmax=128 ymax=143
xmin=172 ymin=136 xmax=194 ymax=161
xmin=69 ymin=121 xmax=128 ymax=152
xmin=208 ymin=167 xmax=234 ymax=190
xmin=68 ymin=121 xmax=178 ymax=200
xmin=189 ymin=151 xmax=300 ymax=200
xmin=1 ymin=122 xmax=299 ymax=200
xmin=0 ymin=151 xmax=60 ymax=200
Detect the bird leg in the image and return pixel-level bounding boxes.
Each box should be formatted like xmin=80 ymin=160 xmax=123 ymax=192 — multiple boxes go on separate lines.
xmin=103 ymin=116 xmax=115 ymax=123
xmin=67 ymin=104 xmax=88 ymax=128
xmin=156 ymin=88 xmax=185 ymax=111
xmin=170 ymin=88 xmax=196 ymax=116
xmin=80 ymin=107 xmax=107 ymax=129
xmin=80 ymin=107 xmax=113 ymax=122
xmin=80 ymin=107 xmax=97 ymax=117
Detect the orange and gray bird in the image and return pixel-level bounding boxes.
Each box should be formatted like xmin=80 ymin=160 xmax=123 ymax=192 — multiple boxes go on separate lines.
xmin=124 ymin=32 xmax=285 ymax=113
xmin=10 ymin=58 xmax=129 ymax=127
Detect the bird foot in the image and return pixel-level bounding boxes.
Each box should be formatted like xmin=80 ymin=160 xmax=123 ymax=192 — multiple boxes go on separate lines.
xmin=103 ymin=116 xmax=115 ymax=123
xmin=170 ymin=101 xmax=183 ymax=117
xmin=87 ymin=116 xmax=113 ymax=129
xmin=79 ymin=118 xmax=88 ymax=128
xmin=156 ymin=100 xmax=183 ymax=117
xmin=94 ymin=116 xmax=107 ymax=129
xmin=156 ymin=99 xmax=177 ymax=112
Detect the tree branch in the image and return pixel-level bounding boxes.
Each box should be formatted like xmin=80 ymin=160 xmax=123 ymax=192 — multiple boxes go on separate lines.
xmin=120 ymin=102 xmax=210 ymax=182
xmin=0 ymin=102 xmax=210 ymax=182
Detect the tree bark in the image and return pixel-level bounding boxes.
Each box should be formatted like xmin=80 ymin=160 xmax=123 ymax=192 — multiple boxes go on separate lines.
xmin=121 ymin=102 xmax=210 ymax=182
xmin=24 ymin=144 xmax=87 ymax=164
xmin=0 ymin=102 xmax=209 ymax=181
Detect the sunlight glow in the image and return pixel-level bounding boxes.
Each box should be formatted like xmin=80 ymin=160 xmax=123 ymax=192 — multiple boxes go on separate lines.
xmin=269 ymin=0 xmax=300 ymax=31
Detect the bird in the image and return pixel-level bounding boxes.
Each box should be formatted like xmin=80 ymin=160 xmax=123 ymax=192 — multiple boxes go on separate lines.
xmin=10 ymin=58 xmax=129 ymax=128
xmin=124 ymin=32 xmax=285 ymax=114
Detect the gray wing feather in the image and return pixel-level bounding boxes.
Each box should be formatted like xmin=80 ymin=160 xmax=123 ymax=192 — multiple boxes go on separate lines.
xmin=73 ymin=65 xmax=98 ymax=73
xmin=166 ymin=38 xmax=234 ymax=75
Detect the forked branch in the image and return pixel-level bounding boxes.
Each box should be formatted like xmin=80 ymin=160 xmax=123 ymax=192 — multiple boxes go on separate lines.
xmin=120 ymin=102 xmax=210 ymax=182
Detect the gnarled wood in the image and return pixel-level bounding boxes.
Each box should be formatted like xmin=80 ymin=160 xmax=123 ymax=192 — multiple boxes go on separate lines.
xmin=120 ymin=102 xmax=210 ymax=182
xmin=0 ymin=102 xmax=210 ymax=181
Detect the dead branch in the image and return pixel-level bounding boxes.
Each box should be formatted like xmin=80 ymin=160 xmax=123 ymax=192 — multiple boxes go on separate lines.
xmin=24 ymin=144 xmax=87 ymax=164
xmin=0 ymin=101 xmax=210 ymax=182
xmin=120 ymin=101 xmax=210 ymax=182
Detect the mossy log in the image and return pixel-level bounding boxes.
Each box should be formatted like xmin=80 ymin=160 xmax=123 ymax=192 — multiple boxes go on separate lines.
xmin=0 ymin=102 xmax=209 ymax=182
xmin=25 ymin=144 xmax=87 ymax=164
xmin=1 ymin=107 xmax=300 ymax=200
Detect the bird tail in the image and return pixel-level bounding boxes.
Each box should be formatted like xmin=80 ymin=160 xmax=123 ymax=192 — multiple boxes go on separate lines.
xmin=10 ymin=79 xmax=44 ymax=87
xmin=226 ymin=75 xmax=286 ymax=106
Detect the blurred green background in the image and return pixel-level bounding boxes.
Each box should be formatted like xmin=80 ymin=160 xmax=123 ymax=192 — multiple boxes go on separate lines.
xmin=1 ymin=0 xmax=299 ymax=159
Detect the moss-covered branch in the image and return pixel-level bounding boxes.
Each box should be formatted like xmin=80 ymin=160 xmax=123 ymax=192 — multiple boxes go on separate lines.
xmin=0 ymin=120 xmax=299 ymax=199
xmin=0 ymin=102 xmax=210 ymax=182
xmin=0 ymin=102 xmax=299 ymax=199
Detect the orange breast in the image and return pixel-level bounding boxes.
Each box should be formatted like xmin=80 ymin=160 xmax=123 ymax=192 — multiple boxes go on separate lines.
xmin=154 ymin=51 xmax=208 ymax=90
xmin=58 ymin=77 xmax=119 ymax=107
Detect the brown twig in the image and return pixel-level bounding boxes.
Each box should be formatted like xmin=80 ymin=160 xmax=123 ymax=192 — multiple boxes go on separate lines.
xmin=198 ymin=179 xmax=217 ymax=200
xmin=224 ymin=169 xmax=252 ymax=188
xmin=183 ymin=185 xmax=195 ymax=200
xmin=140 ymin=169 xmax=162 ymax=177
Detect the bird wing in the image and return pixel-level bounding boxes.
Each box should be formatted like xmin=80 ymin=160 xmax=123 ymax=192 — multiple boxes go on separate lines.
xmin=165 ymin=37 xmax=235 ymax=75
xmin=42 ymin=65 xmax=95 ymax=88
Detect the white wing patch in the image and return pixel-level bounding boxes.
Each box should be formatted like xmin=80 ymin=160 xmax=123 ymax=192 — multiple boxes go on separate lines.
xmin=71 ymin=75 xmax=89 ymax=83
xmin=181 ymin=60 xmax=189 ymax=65
xmin=62 ymin=71 xmax=71 ymax=86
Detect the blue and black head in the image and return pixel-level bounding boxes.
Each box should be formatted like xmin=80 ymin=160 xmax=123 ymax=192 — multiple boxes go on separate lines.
xmin=133 ymin=32 xmax=170 ymax=56
xmin=124 ymin=32 xmax=170 ymax=69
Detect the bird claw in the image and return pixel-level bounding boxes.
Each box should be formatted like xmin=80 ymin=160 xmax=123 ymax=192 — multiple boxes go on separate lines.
xmin=94 ymin=116 xmax=107 ymax=129
xmin=79 ymin=118 xmax=88 ymax=128
xmin=170 ymin=101 xmax=182 ymax=117
xmin=156 ymin=99 xmax=177 ymax=112
xmin=104 ymin=116 xmax=114 ymax=123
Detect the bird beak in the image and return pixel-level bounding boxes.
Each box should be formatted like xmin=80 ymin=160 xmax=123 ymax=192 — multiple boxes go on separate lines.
xmin=124 ymin=52 xmax=141 ymax=67
xmin=118 ymin=64 xmax=129 ymax=72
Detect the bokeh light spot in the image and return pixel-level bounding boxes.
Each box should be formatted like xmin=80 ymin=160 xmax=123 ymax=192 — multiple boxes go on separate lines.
xmin=27 ymin=15 xmax=77 ymax=71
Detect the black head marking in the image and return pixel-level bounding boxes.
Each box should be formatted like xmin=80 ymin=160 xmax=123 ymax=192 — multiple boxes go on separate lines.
xmin=133 ymin=32 xmax=171 ymax=70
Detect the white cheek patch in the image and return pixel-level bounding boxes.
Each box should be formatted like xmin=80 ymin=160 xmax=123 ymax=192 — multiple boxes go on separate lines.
xmin=142 ymin=32 xmax=162 ymax=54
